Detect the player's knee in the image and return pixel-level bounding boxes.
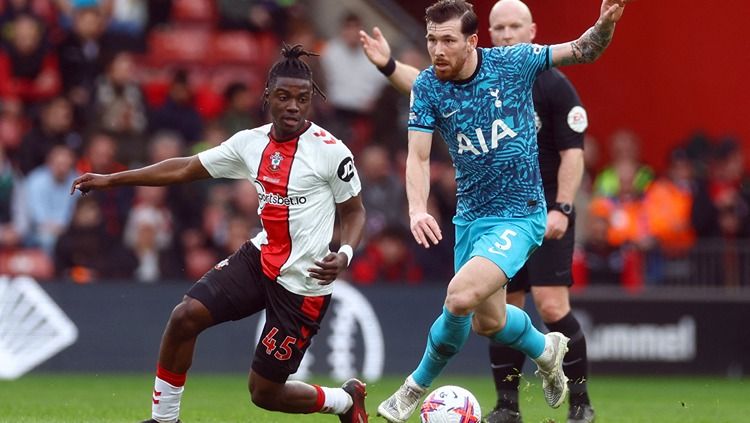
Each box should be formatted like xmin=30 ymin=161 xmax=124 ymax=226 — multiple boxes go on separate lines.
xmin=537 ymin=300 xmax=569 ymax=323
xmin=445 ymin=287 xmax=480 ymax=315
xmin=168 ymin=299 xmax=212 ymax=337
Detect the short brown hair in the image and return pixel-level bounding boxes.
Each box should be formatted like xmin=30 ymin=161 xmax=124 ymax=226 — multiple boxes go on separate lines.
xmin=425 ymin=0 xmax=478 ymax=36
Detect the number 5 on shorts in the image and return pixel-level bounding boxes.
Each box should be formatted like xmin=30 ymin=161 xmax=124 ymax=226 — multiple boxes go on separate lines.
xmin=488 ymin=229 xmax=517 ymax=254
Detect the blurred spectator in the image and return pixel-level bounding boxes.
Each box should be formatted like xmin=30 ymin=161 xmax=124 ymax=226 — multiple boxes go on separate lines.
xmin=101 ymin=0 xmax=148 ymax=47
xmin=350 ymin=224 xmax=423 ymax=285
xmin=574 ymin=134 xmax=601 ymax=246
xmin=217 ymin=0 xmax=288 ymax=36
xmin=145 ymin=0 xmax=171 ymax=32
xmin=599 ymin=161 xmax=647 ymax=248
xmin=190 ymin=120 xmax=228 ymax=155
xmin=642 ymin=149 xmax=696 ymax=255
xmin=57 ymin=3 xmax=118 ymax=114
xmin=123 ymin=185 xmax=182 ymax=282
xmin=76 ymin=131 xmax=132 ymax=236
xmin=0 ymin=13 xmax=61 ymax=107
xmin=320 ymin=12 xmax=387 ymax=154
xmin=640 ymin=149 xmax=697 ymax=284
xmin=16 ymin=96 xmax=82 ymax=175
xmin=0 ymin=0 xmax=60 ymax=31
xmin=93 ymin=51 xmax=147 ymax=164
xmin=358 ymin=144 xmax=406 ymax=238
xmin=148 ymin=68 xmax=203 ymax=143
xmin=593 ymin=129 xmax=654 ymax=198
xmin=692 ymin=137 xmax=750 ymax=239
xmin=23 ymin=144 xmax=78 ymax=252
xmin=573 ymin=197 xmax=643 ymax=291
xmin=0 ymin=143 xmax=27 ymax=247
xmin=217 ymin=81 xmax=258 ymax=136
xmin=147 ymin=130 xmax=205 ymax=238
xmin=0 ymin=100 xmax=25 ymax=152
xmin=53 ymin=195 xmax=132 ymax=282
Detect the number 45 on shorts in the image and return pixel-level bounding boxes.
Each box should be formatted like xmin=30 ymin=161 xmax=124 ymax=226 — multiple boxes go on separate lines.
xmin=262 ymin=327 xmax=297 ymax=361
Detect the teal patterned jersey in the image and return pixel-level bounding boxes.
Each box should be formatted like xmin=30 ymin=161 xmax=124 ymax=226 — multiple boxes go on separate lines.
xmin=408 ymin=44 xmax=551 ymax=221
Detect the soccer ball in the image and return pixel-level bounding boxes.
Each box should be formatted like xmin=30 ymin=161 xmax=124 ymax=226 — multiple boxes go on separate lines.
xmin=419 ymin=385 xmax=482 ymax=423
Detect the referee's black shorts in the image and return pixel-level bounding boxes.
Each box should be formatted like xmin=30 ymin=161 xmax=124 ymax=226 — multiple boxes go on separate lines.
xmin=507 ymin=216 xmax=575 ymax=293
xmin=186 ymin=241 xmax=331 ymax=383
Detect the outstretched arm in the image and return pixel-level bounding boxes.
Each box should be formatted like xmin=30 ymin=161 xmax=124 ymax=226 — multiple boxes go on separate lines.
xmin=406 ymin=130 xmax=442 ymax=248
xmin=71 ymin=156 xmax=211 ymax=194
xmin=359 ymin=27 xmax=421 ymax=95
xmin=551 ymin=0 xmax=632 ymax=67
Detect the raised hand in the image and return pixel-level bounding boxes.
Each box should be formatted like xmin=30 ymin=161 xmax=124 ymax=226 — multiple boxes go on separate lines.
xmin=410 ymin=211 xmax=442 ymax=248
xmin=359 ymin=26 xmax=392 ymax=68
xmin=599 ymin=0 xmax=631 ymax=25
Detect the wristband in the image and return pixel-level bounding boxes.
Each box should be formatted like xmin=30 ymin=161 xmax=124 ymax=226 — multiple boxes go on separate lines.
xmin=377 ymin=57 xmax=397 ymax=77
xmin=338 ymin=244 xmax=354 ymax=267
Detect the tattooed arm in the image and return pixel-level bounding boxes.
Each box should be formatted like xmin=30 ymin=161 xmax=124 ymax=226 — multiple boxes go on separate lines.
xmin=551 ymin=0 xmax=631 ymax=67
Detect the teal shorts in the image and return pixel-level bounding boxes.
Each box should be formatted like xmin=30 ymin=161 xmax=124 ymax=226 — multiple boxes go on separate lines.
xmin=453 ymin=210 xmax=546 ymax=279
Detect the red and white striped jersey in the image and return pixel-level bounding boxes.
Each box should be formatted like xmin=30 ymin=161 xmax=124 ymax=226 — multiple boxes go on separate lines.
xmin=198 ymin=121 xmax=361 ymax=296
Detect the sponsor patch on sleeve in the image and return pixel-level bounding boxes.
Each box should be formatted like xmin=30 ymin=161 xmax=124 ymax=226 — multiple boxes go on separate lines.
xmin=337 ymin=157 xmax=356 ymax=182
xmin=567 ymin=105 xmax=588 ymax=133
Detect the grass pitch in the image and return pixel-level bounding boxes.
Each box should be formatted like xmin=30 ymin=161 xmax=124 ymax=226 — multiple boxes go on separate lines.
xmin=0 ymin=373 xmax=747 ymax=422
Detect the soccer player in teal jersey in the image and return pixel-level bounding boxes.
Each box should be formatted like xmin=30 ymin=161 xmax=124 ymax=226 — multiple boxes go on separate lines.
xmin=373 ymin=1 xmax=632 ymax=422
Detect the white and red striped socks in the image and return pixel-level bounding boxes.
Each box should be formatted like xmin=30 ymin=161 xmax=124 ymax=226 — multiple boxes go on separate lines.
xmin=311 ymin=384 xmax=353 ymax=414
xmin=151 ymin=364 xmax=186 ymax=423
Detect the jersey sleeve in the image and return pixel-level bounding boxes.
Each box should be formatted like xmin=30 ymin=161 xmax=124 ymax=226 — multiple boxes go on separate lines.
xmin=407 ymin=71 xmax=436 ymax=133
xmin=514 ymin=43 xmax=551 ymax=85
xmin=548 ymin=72 xmax=587 ymax=150
xmin=327 ymin=142 xmax=362 ymax=203
xmin=198 ymin=131 xmax=253 ymax=179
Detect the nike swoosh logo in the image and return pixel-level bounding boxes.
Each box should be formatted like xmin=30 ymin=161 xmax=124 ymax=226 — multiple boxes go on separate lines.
xmin=563 ymin=358 xmax=582 ymax=366
xmin=490 ymin=363 xmax=519 ymax=369
xmin=442 ymin=110 xmax=459 ymax=118
xmin=488 ymin=248 xmax=507 ymax=257
xmin=555 ymin=270 xmax=571 ymax=277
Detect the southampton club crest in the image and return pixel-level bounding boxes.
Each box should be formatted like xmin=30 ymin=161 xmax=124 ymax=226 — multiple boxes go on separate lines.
xmin=268 ymin=151 xmax=284 ymax=172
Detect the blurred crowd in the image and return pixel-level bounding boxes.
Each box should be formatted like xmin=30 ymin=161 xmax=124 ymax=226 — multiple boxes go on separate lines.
xmin=0 ymin=0 xmax=748 ymax=287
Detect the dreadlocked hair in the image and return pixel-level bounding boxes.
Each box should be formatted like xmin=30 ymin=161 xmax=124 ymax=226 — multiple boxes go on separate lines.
xmin=264 ymin=42 xmax=326 ymax=101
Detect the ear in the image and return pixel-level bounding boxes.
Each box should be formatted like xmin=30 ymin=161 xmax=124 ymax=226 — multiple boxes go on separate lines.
xmin=529 ymin=23 xmax=537 ymax=41
xmin=467 ymin=33 xmax=478 ymax=50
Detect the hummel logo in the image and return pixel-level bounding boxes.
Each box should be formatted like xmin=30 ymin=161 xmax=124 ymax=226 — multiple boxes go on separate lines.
xmin=442 ymin=109 xmax=459 ymax=118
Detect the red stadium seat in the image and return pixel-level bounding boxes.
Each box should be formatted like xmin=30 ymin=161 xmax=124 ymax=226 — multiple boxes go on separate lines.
xmin=146 ymin=27 xmax=211 ymax=66
xmin=209 ymin=31 xmax=259 ymax=66
xmin=0 ymin=249 xmax=54 ymax=281
xmin=171 ymin=0 xmax=216 ymax=25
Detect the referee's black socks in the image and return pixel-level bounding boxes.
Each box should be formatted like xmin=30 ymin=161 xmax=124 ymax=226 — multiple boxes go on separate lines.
xmin=546 ymin=311 xmax=591 ymax=407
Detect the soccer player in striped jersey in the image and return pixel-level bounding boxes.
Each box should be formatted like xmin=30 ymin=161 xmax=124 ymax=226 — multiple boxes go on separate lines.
xmin=358 ymin=1 xmax=631 ymax=422
xmin=71 ymin=44 xmax=368 ymax=423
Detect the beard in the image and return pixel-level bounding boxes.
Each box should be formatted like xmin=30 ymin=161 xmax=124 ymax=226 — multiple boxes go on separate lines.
xmin=433 ymin=54 xmax=468 ymax=81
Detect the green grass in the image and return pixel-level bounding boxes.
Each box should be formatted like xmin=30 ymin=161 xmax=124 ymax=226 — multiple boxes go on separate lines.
xmin=0 ymin=373 xmax=747 ymax=422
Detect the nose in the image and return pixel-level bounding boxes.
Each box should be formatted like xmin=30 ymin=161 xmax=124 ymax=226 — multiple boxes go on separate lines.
xmin=286 ymin=99 xmax=299 ymax=113
xmin=502 ymin=30 xmax=511 ymax=40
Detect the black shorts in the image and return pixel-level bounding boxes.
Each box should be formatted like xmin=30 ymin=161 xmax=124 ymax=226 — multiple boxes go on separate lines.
xmin=507 ymin=216 xmax=575 ymax=293
xmin=186 ymin=241 xmax=331 ymax=383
